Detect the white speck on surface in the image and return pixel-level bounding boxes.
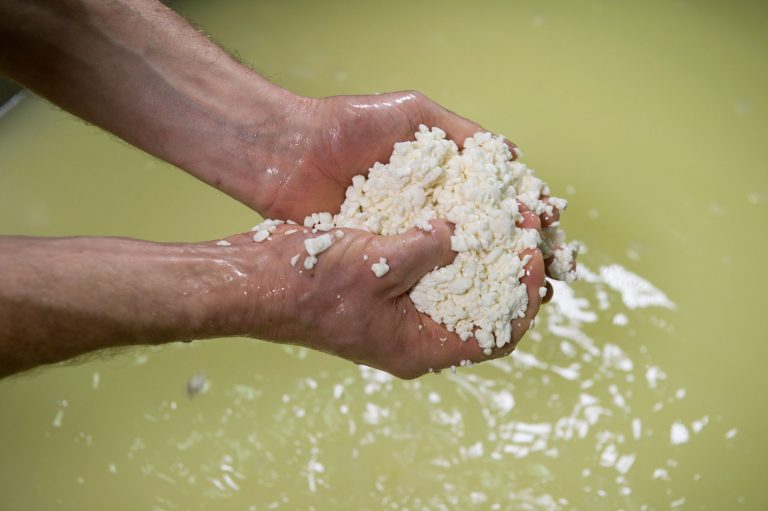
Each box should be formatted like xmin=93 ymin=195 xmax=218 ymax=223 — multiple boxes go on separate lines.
xmin=186 ymin=373 xmax=208 ymax=397
xmin=692 ymin=415 xmax=709 ymax=433
xmin=615 ymin=454 xmax=635 ymax=475
xmin=52 ymin=409 xmax=64 ymax=428
xmin=670 ymin=421 xmax=690 ymax=445
xmin=216 ymin=240 xmax=231 ymax=246
xmin=600 ymin=264 xmax=675 ymax=310
xmin=646 ymin=366 xmax=666 ymax=389
xmin=284 ymin=229 xmax=298 ymax=235
xmin=469 ymin=491 xmax=488 ymax=505
xmin=726 ymin=428 xmax=738 ymax=439
xmin=599 ymin=444 xmax=618 ymax=467
xmin=491 ymin=389 xmax=515 ymax=414
xmin=612 ymin=313 xmax=628 ymax=326
xmin=463 ymin=441 xmax=484 ymax=459
xmin=362 ymin=402 xmax=389 ymax=425
xmin=290 ymin=254 xmax=300 ymax=267
xmin=91 ymin=372 xmax=100 ymax=389
xmin=223 ymin=473 xmax=240 ymax=491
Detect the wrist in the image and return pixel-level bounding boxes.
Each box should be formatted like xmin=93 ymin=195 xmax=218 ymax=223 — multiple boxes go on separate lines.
xmin=220 ymin=83 xmax=320 ymax=216
xmin=171 ymin=240 xmax=265 ymax=341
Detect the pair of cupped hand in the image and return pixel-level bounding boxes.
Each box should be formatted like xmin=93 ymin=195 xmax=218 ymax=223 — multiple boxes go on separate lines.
xmin=219 ymin=91 xmax=565 ymax=379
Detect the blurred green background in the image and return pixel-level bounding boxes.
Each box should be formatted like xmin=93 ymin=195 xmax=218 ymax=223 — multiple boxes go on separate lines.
xmin=0 ymin=0 xmax=766 ymax=509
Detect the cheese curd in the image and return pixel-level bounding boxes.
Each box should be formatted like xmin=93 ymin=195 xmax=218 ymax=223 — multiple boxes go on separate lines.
xmin=371 ymin=257 xmax=390 ymax=278
xmin=332 ymin=125 xmax=577 ymax=353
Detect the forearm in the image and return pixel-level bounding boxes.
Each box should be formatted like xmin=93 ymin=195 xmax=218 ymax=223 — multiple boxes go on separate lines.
xmin=0 ymin=0 xmax=301 ymax=210
xmin=0 ymin=236 xmax=255 ymax=377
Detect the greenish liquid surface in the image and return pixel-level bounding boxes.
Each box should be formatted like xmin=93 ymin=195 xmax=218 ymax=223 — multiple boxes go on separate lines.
xmin=1 ymin=0 xmax=766 ymax=509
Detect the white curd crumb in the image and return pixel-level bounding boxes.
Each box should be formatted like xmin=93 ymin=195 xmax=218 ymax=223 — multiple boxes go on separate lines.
xmin=334 ymin=230 xmax=345 ymax=238
xmin=548 ymin=197 xmax=568 ymax=211
xmin=251 ymin=218 xmax=284 ymax=232
xmin=304 ymin=255 xmax=318 ymax=270
xmin=290 ymin=254 xmax=301 ymax=267
xmin=285 ymin=229 xmax=299 ymax=235
xmin=304 ymin=234 xmax=333 ymax=256
xmin=216 ymin=240 xmax=231 ymax=246
xmin=371 ymin=258 xmax=390 ymax=278
xmin=539 ymin=286 xmax=548 ymax=298
xmin=363 ymin=254 xmax=369 ymax=261
xmin=252 ymin=230 xmax=269 ymax=243
xmin=304 ymin=212 xmax=334 ymax=231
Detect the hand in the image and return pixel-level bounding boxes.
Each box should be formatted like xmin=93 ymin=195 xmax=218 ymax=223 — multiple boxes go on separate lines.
xmin=220 ymin=208 xmax=547 ymax=379
xmin=248 ymin=91 xmax=521 ymax=220
xmin=246 ymin=89 xmax=565 ymax=255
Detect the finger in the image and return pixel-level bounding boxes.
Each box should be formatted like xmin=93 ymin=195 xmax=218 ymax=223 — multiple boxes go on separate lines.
xmin=539 ymin=195 xmax=561 ymax=228
xmin=516 ymin=202 xmax=542 ymax=231
xmin=375 ymin=219 xmax=456 ymax=295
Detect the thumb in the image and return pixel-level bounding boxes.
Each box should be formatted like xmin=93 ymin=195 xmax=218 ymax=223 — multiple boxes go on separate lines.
xmin=378 ymin=219 xmax=456 ymax=295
